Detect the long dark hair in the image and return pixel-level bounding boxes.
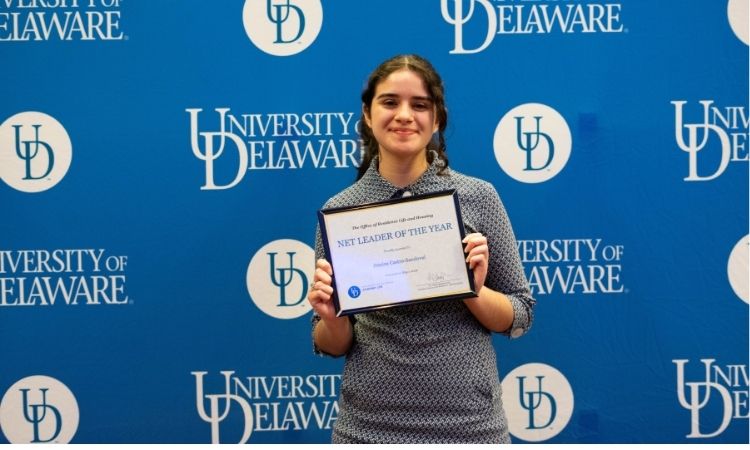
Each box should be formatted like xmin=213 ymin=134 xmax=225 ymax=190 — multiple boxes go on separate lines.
xmin=357 ymin=54 xmax=449 ymax=180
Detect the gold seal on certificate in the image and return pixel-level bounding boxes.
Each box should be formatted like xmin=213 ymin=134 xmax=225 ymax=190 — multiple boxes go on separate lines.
xmin=318 ymin=190 xmax=476 ymax=316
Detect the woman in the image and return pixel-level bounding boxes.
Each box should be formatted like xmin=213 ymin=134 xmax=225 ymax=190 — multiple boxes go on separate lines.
xmin=308 ymin=54 xmax=535 ymax=444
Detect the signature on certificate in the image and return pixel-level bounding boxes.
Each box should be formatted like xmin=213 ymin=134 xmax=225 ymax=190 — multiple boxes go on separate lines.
xmin=427 ymin=271 xmax=448 ymax=282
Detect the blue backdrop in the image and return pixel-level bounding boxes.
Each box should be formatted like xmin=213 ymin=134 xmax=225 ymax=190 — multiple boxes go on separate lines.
xmin=1 ymin=0 xmax=748 ymax=444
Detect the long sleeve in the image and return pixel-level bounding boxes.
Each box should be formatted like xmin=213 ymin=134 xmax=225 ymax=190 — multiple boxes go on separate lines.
xmin=475 ymin=181 xmax=535 ymax=338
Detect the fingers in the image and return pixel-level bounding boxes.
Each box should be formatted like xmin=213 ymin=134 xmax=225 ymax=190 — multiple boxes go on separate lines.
xmin=462 ymin=233 xmax=487 ymax=251
xmin=463 ymin=234 xmax=489 ymax=292
xmin=313 ymin=258 xmax=333 ymax=285
xmin=311 ymin=279 xmax=334 ymax=297
xmin=314 ymin=267 xmax=333 ymax=287
xmin=463 ymin=233 xmax=488 ymax=268
xmin=308 ymin=282 xmax=333 ymax=318
xmin=466 ymin=248 xmax=488 ymax=269
xmin=308 ymin=259 xmax=335 ymax=316
xmin=316 ymin=258 xmax=333 ymax=276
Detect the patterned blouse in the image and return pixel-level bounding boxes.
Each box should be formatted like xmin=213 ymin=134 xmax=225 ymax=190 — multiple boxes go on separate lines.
xmin=312 ymin=154 xmax=535 ymax=443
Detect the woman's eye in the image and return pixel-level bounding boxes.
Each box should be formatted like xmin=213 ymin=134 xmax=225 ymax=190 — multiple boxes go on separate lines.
xmin=413 ymin=103 xmax=429 ymax=111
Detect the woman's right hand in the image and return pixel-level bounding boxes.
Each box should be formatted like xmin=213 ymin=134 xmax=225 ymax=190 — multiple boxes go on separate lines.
xmin=308 ymin=258 xmax=338 ymax=322
xmin=308 ymin=258 xmax=354 ymax=356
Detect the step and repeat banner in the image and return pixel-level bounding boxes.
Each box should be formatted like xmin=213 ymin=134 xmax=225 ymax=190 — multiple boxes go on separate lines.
xmin=1 ymin=0 xmax=748 ymax=444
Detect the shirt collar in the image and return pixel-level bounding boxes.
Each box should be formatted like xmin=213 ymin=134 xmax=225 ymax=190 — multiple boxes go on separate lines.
xmin=360 ymin=150 xmax=448 ymax=199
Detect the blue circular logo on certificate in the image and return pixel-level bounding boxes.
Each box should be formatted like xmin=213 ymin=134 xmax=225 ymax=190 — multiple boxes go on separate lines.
xmin=347 ymin=286 xmax=361 ymax=299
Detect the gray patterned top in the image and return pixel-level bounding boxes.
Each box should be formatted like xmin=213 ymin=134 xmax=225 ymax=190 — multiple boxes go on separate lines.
xmin=312 ymin=154 xmax=535 ymax=444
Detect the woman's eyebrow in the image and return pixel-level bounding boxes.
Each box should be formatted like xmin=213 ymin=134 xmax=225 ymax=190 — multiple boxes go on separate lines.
xmin=375 ymin=93 xmax=432 ymax=102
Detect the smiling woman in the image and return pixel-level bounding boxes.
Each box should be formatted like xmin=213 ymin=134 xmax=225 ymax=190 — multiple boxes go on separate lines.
xmin=356 ymin=55 xmax=450 ymax=183
xmin=364 ymin=69 xmax=438 ymax=171
xmin=306 ymin=54 xmax=536 ymax=444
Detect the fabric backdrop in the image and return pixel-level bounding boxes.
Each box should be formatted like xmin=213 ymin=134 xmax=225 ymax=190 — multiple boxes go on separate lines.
xmin=1 ymin=0 xmax=748 ymax=444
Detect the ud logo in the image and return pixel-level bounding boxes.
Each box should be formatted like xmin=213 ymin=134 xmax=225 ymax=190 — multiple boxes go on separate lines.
xmin=187 ymin=108 xmax=248 ymax=190
xmin=502 ymin=363 xmax=574 ymax=442
xmin=347 ymin=286 xmax=361 ymax=299
xmin=494 ymin=103 xmax=571 ymax=184
xmin=673 ymin=359 xmax=747 ymax=439
xmin=242 ymin=0 xmax=323 ymax=56
xmin=440 ymin=0 xmax=495 ymax=54
xmin=267 ymin=0 xmax=306 ymax=43
xmin=515 ymin=116 xmax=556 ymax=172
xmin=247 ymin=239 xmax=314 ymax=319
xmin=192 ymin=371 xmax=254 ymax=444
xmin=0 ymin=112 xmax=72 ymax=193
xmin=0 ymin=375 xmax=79 ymax=444
xmin=268 ymin=251 xmax=309 ymax=307
xmin=14 ymin=124 xmax=55 ymax=181
xmin=518 ymin=376 xmax=557 ymax=430
xmin=20 ymin=388 xmax=62 ymax=443
xmin=672 ymin=100 xmax=747 ymax=182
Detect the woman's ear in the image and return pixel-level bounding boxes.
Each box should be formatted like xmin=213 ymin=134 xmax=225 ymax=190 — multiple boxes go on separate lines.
xmin=362 ymin=103 xmax=372 ymax=129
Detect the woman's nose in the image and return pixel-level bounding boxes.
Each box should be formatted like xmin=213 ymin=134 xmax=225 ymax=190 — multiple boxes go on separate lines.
xmin=395 ymin=103 xmax=413 ymax=122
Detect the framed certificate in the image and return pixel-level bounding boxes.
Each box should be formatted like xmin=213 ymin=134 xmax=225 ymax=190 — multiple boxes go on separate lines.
xmin=317 ymin=190 xmax=476 ymax=316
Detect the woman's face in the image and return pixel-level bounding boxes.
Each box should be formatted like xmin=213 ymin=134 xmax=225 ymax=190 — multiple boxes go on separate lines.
xmin=364 ymin=69 xmax=438 ymax=162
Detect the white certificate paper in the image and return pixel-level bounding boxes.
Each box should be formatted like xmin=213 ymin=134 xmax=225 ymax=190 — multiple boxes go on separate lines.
xmin=318 ymin=190 xmax=475 ymax=316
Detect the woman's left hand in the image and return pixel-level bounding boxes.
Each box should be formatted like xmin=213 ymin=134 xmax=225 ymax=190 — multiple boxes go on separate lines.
xmin=463 ymin=233 xmax=489 ymax=294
